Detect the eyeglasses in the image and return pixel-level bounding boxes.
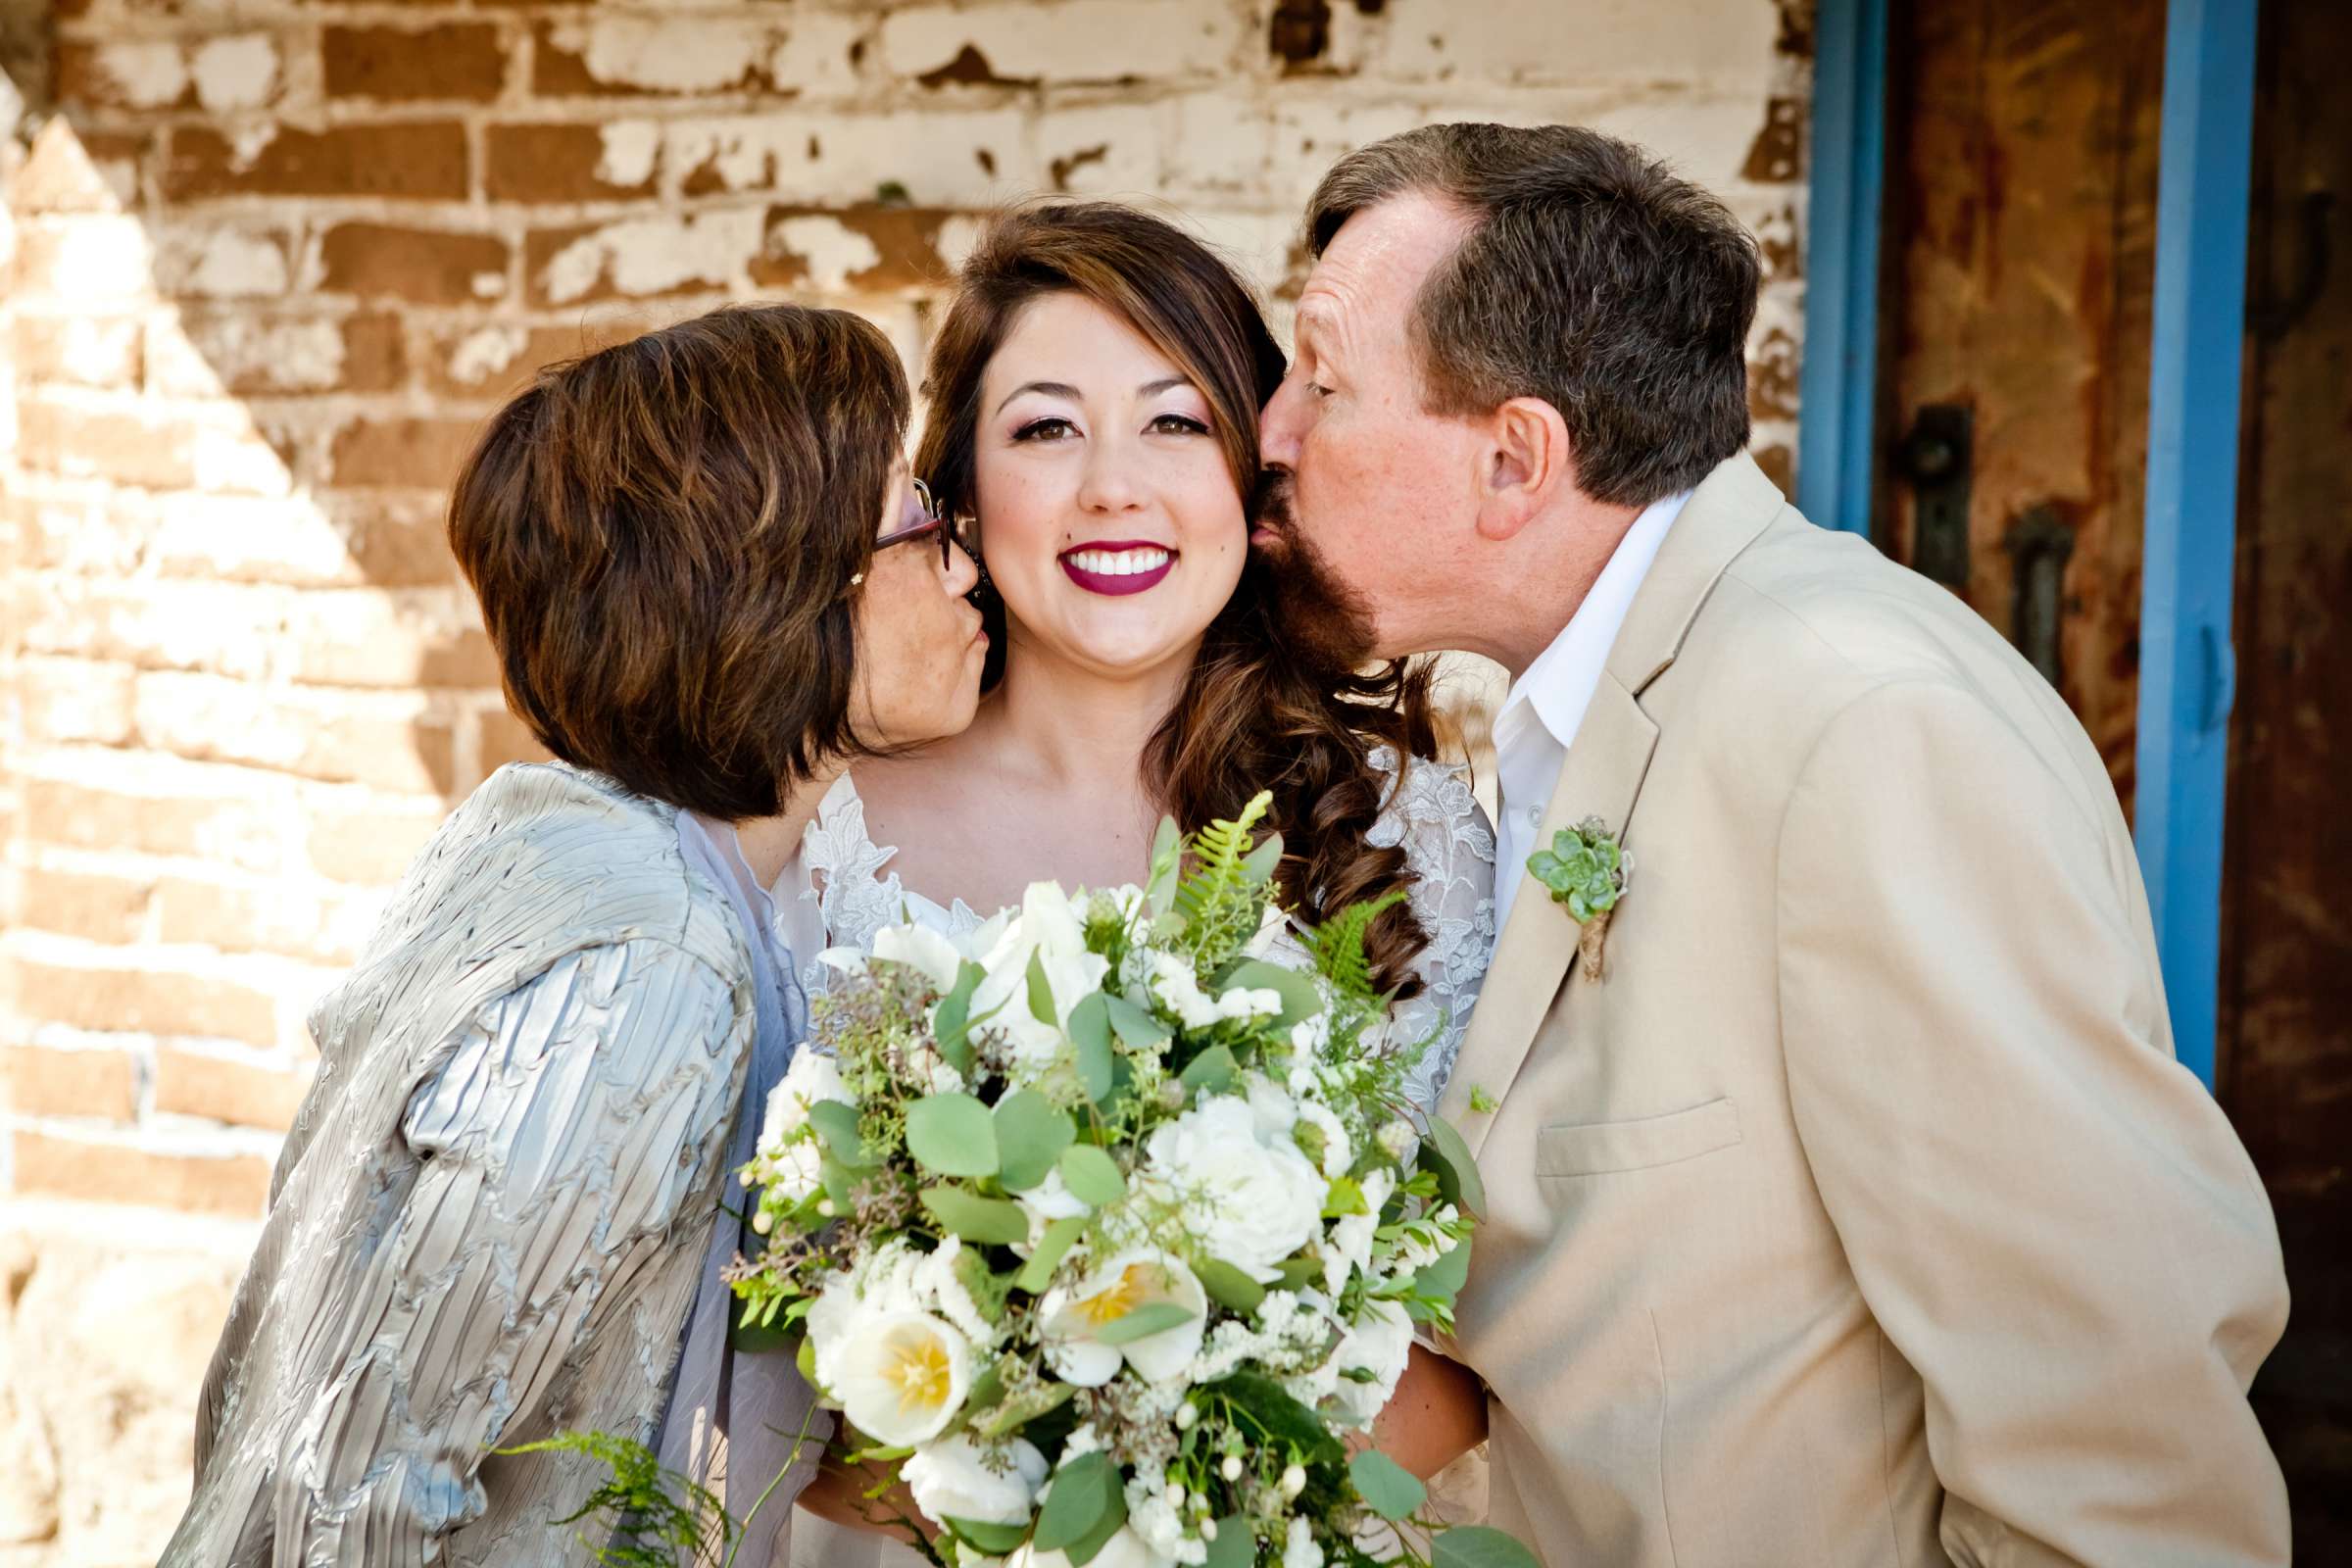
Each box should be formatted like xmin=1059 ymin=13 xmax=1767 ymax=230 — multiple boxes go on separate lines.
xmin=857 ymin=478 xmax=955 ymax=587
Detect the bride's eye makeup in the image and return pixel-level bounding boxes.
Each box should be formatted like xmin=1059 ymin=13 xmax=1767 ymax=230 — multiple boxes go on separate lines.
xmin=1011 ymin=416 xmax=1079 ymax=442
xmin=1149 ymin=413 xmax=1211 ymax=435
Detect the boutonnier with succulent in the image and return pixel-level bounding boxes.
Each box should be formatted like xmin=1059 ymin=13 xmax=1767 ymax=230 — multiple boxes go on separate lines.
xmin=1527 ymin=817 xmax=1631 ymax=981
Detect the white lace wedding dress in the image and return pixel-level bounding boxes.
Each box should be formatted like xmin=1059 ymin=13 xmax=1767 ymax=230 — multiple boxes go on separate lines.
xmin=781 ymin=750 xmax=1496 ymax=1563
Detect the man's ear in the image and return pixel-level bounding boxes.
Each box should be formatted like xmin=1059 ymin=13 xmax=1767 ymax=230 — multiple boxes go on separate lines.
xmin=1473 ymin=396 xmax=1573 ymax=542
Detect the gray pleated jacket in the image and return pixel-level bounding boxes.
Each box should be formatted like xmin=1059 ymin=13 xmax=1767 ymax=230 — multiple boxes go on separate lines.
xmin=164 ymin=763 xmax=760 ymax=1567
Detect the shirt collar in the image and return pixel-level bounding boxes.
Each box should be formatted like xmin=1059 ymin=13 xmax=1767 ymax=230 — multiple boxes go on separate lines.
xmin=1495 ymin=487 xmax=1692 ymax=756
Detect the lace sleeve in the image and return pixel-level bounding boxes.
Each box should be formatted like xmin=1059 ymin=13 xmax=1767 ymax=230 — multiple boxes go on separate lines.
xmin=1368 ymin=752 xmax=1497 ymax=1119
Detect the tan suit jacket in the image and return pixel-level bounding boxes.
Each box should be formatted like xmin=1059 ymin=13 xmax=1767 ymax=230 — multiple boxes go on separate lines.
xmin=1438 ymin=452 xmax=2289 ymax=1567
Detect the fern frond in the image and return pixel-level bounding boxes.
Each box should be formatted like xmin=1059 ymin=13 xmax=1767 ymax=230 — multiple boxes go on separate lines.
xmin=1299 ymin=886 xmax=1410 ymax=1002
xmin=497 ymin=1429 xmax=732 ymax=1568
xmin=1172 ymin=790 xmax=1274 ymax=970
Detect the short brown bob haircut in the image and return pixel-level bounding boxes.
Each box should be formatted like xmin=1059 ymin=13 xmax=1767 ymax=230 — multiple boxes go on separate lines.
xmin=448 ymin=304 xmax=910 ymax=820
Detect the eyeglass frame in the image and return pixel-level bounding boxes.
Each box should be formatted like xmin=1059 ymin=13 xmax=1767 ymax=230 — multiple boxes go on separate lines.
xmin=850 ymin=477 xmax=955 ymax=589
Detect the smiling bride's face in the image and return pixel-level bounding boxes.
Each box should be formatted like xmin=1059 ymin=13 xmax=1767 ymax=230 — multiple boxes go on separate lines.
xmin=970 ymin=291 xmax=1248 ymax=682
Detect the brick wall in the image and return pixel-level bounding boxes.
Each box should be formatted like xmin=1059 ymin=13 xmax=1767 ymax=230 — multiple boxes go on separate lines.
xmin=0 ymin=2 xmax=1811 ymax=1558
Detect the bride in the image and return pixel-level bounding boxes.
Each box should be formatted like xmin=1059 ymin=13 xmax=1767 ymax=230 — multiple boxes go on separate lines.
xmin=785 ymin=201 xmax=1496 ymax=1560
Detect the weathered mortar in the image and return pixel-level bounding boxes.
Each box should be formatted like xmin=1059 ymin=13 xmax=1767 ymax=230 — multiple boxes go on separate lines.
xmin=0 ymin=3 xmax=1814 ymax=1559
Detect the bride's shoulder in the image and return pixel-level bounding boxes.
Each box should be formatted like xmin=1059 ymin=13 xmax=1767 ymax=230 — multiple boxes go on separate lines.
xmin=1366 ymin=746 xmax=1495 ymax=868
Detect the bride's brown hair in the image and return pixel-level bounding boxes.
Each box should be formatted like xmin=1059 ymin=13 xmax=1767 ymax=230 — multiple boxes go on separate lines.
xmin=915 ymin=201 xmax=1440 ymax=997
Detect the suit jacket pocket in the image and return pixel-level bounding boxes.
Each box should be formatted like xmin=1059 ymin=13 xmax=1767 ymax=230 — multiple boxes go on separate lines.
xmin=1536 ymin=1097 xmax=1742 ymax=1176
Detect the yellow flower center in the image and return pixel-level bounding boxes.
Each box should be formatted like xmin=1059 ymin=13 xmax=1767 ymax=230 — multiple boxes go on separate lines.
xmin=884 ymin=1332 xmax=954 ymax=1416
xmin=1077 ymin=1264 xmax=1155 ymax=1328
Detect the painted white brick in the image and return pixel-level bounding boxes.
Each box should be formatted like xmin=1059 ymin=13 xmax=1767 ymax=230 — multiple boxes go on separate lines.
xmin=1034 ymin=102 xmax=1165 ymax=196
xmin=1378 ymin=0 xmax=1780 ymax=91
xmin=537 ymin=207 xmax=768 ymax=305
xmin=765 ymin=11 xmax=868 ymax=98
xmin=880 ymin=1 xmax=1244 ymax=85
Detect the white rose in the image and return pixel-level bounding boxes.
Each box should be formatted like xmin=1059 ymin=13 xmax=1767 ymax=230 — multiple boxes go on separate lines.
xmin=904 ymin=1434 xmax=1048 ymax=1528
xmin=1284 ymin=1516 xmax=1325 ymax=1568
xmin=832 ymin=1309 xmax=972 ymax=1446
xmin=1328 ymin=1296 xmax=1414 ymax=1428
xmin=1143 ymin=1093 xmax=1325 ymax=1282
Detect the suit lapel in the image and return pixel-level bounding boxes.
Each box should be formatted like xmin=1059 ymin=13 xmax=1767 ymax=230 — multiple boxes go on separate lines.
xmin=1440 ymin=675 xmax=1656 ymax=1153
xmin=1435 ymin=451 xmax=1790 ymax=1154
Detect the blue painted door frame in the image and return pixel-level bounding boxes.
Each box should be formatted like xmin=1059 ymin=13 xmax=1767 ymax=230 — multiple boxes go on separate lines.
xmin=1798 ymin=0 xmax=2261 ymax=1088
xmin=2132 ymin=0 xmax=2259 ymax=1090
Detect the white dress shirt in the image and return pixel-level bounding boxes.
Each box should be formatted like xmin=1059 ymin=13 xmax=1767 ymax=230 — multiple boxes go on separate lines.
xmin=1491 ymin=488 xmax=1691 ymax=946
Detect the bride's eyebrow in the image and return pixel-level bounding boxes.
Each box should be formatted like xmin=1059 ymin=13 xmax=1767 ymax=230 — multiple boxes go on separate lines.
xmin=994 ymin=379 xmax=1080 ymax=415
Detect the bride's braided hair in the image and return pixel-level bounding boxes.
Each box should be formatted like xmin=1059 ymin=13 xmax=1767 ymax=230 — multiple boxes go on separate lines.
xmin=914 ymin=201 xmax=1439 ymax=998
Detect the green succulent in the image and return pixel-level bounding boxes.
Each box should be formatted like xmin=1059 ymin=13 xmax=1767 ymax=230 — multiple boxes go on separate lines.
xmin=1527 ymin=818 xmax=1628 ymax=924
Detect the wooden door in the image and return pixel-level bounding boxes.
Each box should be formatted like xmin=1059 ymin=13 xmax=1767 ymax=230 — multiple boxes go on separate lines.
xmin=1880 ymin=0 xmax=2163 ymax=802
xmin=2227 ymin=0 xmax=2352 ymax=1548
xmin=1884 ymin=0 xmax=2351 ymax=1543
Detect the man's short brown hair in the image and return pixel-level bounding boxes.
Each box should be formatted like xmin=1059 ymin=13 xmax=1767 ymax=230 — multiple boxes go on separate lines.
xmin=1305 ymin=122 xmax=1760 ymax=508
xmin=447 ymin=304 xmax=910 ymax=819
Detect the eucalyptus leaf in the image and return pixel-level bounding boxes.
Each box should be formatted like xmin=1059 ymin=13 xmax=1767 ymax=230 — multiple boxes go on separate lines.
xmin=1218 ymin=958 xmax=1324 ymax=1029
xmin=906 ymin=1093 xmax=1000 ymax=1179
xmin=1177 ymin=1043 xmax=1237 ymax=1096
xmin=1241 ymin=828 xmax=1284 ymax=887
xmin=1145 ymin=815 xmax=1183 ymax=919
xmin=807 ymin=1099 xmax=876 ymax=1169
xmin=1420 ymin=1113 xmax=1488 ymax=1216
xmin=1195 ymin=1257 xmax=1266 ymax=1314
xmin=1071 ymin=1002 xmax=1115 ymax=1103
xmin=1027 ymin=950 xmax=1059 ymax=1026
xmin=817 ymin=1155 xmax=859 ymax=1211
xmin=1058 ymin=1144 xmax=1128 ymax=1207
xmin=1348 ymin=1449 xmax=1427 ymax=1521
xmin=1103 ymin=993 xmax=1173 ymax=1050
xmin=1032 ymin=1450 xmax=1123 ymax=1553
xmin=920 ymin=1185 xmax=1030 ymax=1246
xmin=1273 ymin=1255 xmax=1322 ymax=1292
xmin=1201 ymin=1517 xmax=1252 ymax=1568
xmin=932 ymin=960 xmax=985 ymax=1077
xmin=993 ymin=1089 xmax=1076 ymax=1191
xmin=1431 ymin=1526 xmax=1545 ymax=1568
xmin=1410 ymin=1233 xmax=1472 ymax=1315
xmin=947 ymin=1517 xmax=1031 ymax=1555
xmin=1014 ymin=1215 xmax=1088 ymax=1295
xmin=1092 ymin=1300 xmax=1197 ymax=1346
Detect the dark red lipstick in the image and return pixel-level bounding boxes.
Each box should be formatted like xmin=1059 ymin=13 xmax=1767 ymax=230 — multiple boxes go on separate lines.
xmin=1058 ymin=540 xmax=1176 ymax=597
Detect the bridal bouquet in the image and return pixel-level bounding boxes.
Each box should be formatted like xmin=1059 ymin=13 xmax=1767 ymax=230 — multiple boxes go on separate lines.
xmin=729 ymin=795 xmax=1528 ymax=1568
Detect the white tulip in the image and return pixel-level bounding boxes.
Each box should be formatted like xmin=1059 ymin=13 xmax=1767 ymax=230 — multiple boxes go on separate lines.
xmin=904 ymin=1434 xmax=1048 ymax=1528
xmin=831 ymin=1309 xmax=972 ymax=1446
xmin=970 ymin=884 xmax=1112 ymax=1072
xmin=1007 ymin=1525 xmax=1177 ymax=1568
xmin=1037 ymin=1250 xmax=1207 ymax=1386
xmin=872 ymin=921 xmax=968 ymax=992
